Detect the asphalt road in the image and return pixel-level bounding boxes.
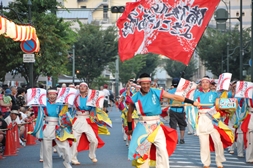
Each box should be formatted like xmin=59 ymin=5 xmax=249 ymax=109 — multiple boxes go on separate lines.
xmin=0 ymin=107 xmax=252 ymax=168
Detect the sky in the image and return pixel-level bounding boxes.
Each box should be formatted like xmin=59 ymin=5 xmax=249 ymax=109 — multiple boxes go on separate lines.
xmin=2 ymin=0 xmax=12 ymax=6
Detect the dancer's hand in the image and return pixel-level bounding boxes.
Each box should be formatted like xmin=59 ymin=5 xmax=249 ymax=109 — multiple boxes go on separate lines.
xmin=127 ymin=130 xmax=133 ymax=135
xmin=193 ymin=101 xmax=200 ymax=108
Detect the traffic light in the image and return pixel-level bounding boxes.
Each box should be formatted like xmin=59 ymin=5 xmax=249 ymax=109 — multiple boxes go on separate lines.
xmin=76 ymin=70 xmax=80 ymax=74
xmin=111 ymin=6 xmax=125 ymax=13
xmin=103 ymin=5 xmax=108 ymax=12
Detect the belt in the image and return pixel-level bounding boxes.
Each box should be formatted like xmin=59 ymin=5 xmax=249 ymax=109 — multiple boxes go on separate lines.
xmin=139 ymin=115 xmax=160 ymax=121
xmin=198 ymin=109 xmax=211 ymax=114
xmin=76 ymin=111 xmax=90 ymax=116
xmin=45 ymin=117 xmax=59 ymax=125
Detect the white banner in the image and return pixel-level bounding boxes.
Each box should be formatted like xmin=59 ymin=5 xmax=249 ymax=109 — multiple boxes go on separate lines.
xmin=235 ymin=81 xmax=253 ymax=98
xmin=56 ymin=87 xmax=77 ymax=105
xmin=86 ymin=90 xmax=104 ymax=108
xmin=216 ymin=73 xmax=232 ymax=91
xmin=175 ymin=78 xmax=197 ymax=99
xmin=26 ymin=88 xmax=47 ymax=106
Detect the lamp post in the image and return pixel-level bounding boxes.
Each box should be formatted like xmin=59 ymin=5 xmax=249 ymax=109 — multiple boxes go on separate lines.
xmin=72 ymin=45 xmax=75 ymax=84
xmin=115 ymin=56 xmax=119 ymax=97
xmin=111 ymin=6 xmax=125 ymax=98
xmin=239 ymin=0 xmax=243 ymax=80
xmin=27 ymin=0 xmax=33 ymax=88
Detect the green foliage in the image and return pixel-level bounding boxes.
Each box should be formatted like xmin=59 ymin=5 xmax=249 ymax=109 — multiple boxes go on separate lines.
xmin=109 ymin=54 xmax=160 ymax=84
xmin=90 ymin=76 xmax=110 ymax=90
xmin=164 ymin=58 xmax=197 ymax=80
xmin=135 ymin=53 xmax=160 ymax=79
xmin=0 ymin=0 xmax=77 ymax=85
xmin=197 ymin=26 xmax=251 ymax=80
xmin=73 ymin=23 xmax=118 ymax=86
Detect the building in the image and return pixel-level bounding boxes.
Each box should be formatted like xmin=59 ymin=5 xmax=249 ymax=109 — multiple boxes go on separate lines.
xmin=209 ymin=0 xmax=251 ymax=29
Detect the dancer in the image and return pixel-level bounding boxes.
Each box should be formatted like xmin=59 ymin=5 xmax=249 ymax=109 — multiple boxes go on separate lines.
xmin=127 ymin=73 xmax=199 ymax=168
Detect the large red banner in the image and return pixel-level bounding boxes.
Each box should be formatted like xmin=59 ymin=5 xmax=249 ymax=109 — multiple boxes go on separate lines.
xmin=117 ymin=0 xmax=220 ymax=65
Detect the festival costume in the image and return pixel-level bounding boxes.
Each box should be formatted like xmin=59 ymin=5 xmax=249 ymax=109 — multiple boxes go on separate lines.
xmin=129 ymin=88 xmax=177 ymax=168
xmin=71 ymin=92 xmax=110 ymax=164
xmin=241 ymin=99 xmax=253 ymax=162
xmin=194 ymin=90 xmax=233 ymax=167
xmin=118 ymin=98 xmax=138 ymax=146
xmin=43 ymin=101 xmax=73 ymax=168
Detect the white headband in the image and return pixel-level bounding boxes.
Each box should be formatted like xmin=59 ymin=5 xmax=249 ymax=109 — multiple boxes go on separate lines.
xmin=80 ymin=82 xmax=88 ymax=87
xmin=201 ymin=77 xmax=211 ymax=82
xmin=139 ymin=77 xmax=151 ymax=82
xmin=48 ymin=90 xmax=58 ymax=94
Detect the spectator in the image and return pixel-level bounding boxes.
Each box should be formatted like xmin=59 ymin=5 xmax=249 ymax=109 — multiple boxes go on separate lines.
xmin=4 ymin=109 xmax=19 ymax=126
xmin=1 ymin=89 xmax=12 ymax=118
xmin=109 ymin=90 xmax=115 ymax=105
xmin=0 ymin=112 xmax=7 ymax=155
xmin=61 ymin=83 xmax=66 ymax=88
xmin=102 ymin=84 xmax=110 ymax=113
xmin=10 ymin=86 xmax=19 ymax=110
xmin=16 ymin=88 xmax=26 ymax=107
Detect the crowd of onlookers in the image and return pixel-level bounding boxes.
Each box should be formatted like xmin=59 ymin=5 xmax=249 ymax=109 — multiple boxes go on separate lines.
xmin=0 ymin=82 xmax=116 ymax=156
xmin=0 ymin=84 xmax=36 ymax=156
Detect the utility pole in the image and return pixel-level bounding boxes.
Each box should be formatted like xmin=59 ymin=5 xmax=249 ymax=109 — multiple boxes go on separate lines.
xmin=28 ymin=0 xmax=33 ymax=87
xmin=72 ymin=45 xmax=75 ymax=84
xmin=239 ymin=0 xmax=243 ymax=80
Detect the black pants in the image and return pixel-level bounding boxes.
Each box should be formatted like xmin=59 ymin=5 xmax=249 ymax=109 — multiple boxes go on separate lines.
xmin=169 ymin=110 xmax=187 ymax=131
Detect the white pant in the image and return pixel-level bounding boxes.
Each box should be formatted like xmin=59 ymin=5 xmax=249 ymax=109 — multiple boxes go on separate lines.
xmin=197 ymin=114 xmax=225 ymax=167
xmin=236 ymin=125 xmax=244 ymax=156
xmin=139 ymin=116 xmax=170 ymax=168
xmin=43 ymin=117 xmax=72 ymax=168
xmin=40 ymin=141 xmax=43 ymax=160
xmin=199 ymin=129 xmax=226 ymax=167
xmin=246 ymin=130 xmax=253 ymax=162
xmin=71 ymin=115 xmax=98 ymax=163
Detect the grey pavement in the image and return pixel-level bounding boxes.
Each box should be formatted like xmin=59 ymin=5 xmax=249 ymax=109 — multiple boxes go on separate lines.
xmin=0 ymin=106 xmax=253 ymax=168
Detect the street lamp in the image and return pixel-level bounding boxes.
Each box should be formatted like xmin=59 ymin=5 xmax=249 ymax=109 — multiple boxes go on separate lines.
xmin=72 ymin=45 xmax=75 ymax=84
xmin=27 ymin=0 xmax=33 ymax=88
xmin=215 ymin=0 xmax=243 ymax=79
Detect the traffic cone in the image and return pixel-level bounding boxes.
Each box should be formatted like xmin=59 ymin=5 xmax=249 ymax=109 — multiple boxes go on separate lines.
xmin=26 ymin=122 xmax=36 ymax=145
xmin=14 ymin=124 xmax=21 ymax=148
xmin=4 ymin=123 xmax=17 ymax=156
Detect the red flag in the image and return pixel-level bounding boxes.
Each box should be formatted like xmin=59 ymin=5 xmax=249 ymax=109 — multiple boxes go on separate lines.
xmin=117 ymin=0 xmax=220 ymax=65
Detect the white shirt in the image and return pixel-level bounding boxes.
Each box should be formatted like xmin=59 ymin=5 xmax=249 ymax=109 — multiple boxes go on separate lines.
xmin=103 ymin=89 xmax=110 ymax=102
xmin=4 ymin=115 xmax=21 ymax=126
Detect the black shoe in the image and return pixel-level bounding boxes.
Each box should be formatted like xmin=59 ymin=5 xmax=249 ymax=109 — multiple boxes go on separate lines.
xmin=179 ymin=139 xmax=185 ymax=144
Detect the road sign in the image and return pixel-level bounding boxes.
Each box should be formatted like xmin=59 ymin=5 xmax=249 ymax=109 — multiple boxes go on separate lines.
xmin=23 ymin=54 xmax=35 ymax=63
xmin=249 ymin=59 xmax=252 ymax=67
xmin=20 ymin=39 xmax=37 ymax=53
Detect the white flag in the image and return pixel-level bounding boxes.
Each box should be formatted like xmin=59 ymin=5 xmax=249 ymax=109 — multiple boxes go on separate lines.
xmin=175 ymin=78 xmax=197 ymax=99
xmin=26 ymin=88 xmax=47 ymax=106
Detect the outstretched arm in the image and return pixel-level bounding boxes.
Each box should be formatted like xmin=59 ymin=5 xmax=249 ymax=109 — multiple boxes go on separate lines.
xmin=162 ymin=90 xmax=200 ymax=107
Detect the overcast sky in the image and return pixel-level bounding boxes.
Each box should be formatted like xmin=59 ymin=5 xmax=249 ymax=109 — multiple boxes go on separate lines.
xmin=2 ymin=0 xmax=12 ymax=6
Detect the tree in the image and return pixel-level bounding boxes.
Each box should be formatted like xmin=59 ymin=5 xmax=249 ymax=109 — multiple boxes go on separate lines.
xmin=0 ymin=0 xmax=77 ymax=85
xmin=164 ymin=58 xmax=197 ymax=80
xmin=108 ymin=54 xmax=160 ymax=85
xmin=197 ymin=26 xmax=251 ymax=79
xmin=74 ymin=23 xmax=118 ymax=86
xmin=135 ymin=53 xmax=160 ymax=79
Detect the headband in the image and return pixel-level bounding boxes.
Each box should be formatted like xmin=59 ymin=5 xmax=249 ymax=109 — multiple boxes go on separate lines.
xmin=80 ymin=82 xmax=88 ymax=87
xmin=138 ymin=77 xmax=152 ymax=82
xmin=201 ymin=77 xmax=211 ymax=82
xmin=48 ymin=90 xmax=58 ymax=94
